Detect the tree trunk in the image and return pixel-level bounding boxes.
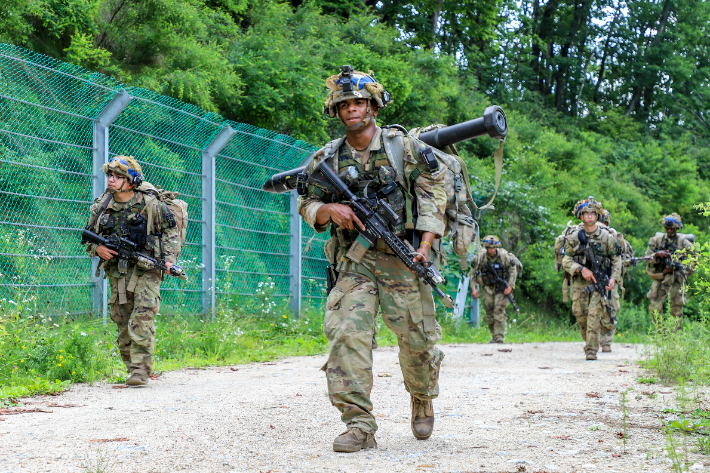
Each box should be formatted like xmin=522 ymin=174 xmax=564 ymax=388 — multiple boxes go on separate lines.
xmin=625 ymin=0 xmax=673 ymax=115
xmin=593 ymin=8 xmax=621 ymax=102
xmin=428 ymin=0 xmax=444 ymax=50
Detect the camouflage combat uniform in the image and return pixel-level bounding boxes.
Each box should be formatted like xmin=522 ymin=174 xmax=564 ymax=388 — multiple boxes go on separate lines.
xmin=85 ymin=189 xmax=181 ymax=376
xmin=645 ymin=233 xmax=695 ymax=328
xmin=562 ymin=226 xmax=622 ymax=354
xmin=299 ymin=126 xmax=447 ymax=434
xmin=470 ymin=248 xmax=518 ymax=341
xmin=571 ymin=222 xmax=632 ymax=348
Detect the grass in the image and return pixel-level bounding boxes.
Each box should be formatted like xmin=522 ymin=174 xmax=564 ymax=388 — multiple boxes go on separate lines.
xmin=0 ymin=298 xmax=329 ymax=400
xmin=1 ymin=292 xmax=656 ymax=401
xmin=641 ymin=305 xmax=710 ymax=386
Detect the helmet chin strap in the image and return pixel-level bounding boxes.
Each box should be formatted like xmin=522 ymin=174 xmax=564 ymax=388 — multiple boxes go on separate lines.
xmin=343 ymin=105 xmax=372 ymax=132
xmin=105 ymin=179 xmax=134 ymax=194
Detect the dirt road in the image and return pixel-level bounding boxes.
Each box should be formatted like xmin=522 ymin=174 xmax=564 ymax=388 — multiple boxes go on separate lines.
xmin=1 ymin=342 xmax=706 ymax=472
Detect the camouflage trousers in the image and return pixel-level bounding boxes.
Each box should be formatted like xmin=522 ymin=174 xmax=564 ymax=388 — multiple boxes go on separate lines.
xmin=108 ymin=268 xmax=162 ymax=375
xmin=648 ymin=278 xmax=686 ymax=330
xmin=323 ymin=248 xmax=444 ymax=434
xmin=600 ymin=285 xmax=621 ymax=347
xmin=481 ymin=287 xmax=509 ymax=338
xmin=570 ymin=277 xmax=614 ymax=353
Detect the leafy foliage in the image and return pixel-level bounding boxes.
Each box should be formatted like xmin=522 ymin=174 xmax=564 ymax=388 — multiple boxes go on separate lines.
xmin=3 ymin=1 xmax=710 ymax=317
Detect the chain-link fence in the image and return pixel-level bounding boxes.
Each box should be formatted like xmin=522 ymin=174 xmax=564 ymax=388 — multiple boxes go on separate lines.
xmin=0 ymin=43 xmax=329 ymax=317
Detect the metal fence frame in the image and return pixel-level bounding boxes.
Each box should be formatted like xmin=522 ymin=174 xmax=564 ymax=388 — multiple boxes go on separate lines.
xmin=0 ymin=43 xmax=328 ymax=319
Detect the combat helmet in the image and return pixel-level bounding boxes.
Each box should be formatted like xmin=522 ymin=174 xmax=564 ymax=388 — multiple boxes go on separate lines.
xmin=573 ymin=196 xmax=603 ymax=219
xmin=481 ymin=235 xmax=501 ymax=248
xmin=103 ymin=155 xmax=143 ymax=187
xmin=663 ymin=213 xmax=683 ymax=229
xmin=323 ymin=65 xmax=391 ymax=131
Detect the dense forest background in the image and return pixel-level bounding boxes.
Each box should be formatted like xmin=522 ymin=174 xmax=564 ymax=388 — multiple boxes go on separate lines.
xmin=3 ymin=0 xmax=710 ymax=319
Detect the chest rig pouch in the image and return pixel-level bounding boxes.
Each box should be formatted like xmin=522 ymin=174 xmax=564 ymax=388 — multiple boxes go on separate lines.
xmin=481 ymin=261 xmax=508 ymax=287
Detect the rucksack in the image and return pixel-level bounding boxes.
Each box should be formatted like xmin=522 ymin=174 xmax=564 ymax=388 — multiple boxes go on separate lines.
xmin=508 ymin=252 xmax=523 ymax=277
xmin=139 ymin=182 xmax=189 ymax=247
xmin=653 ymin=232 xmax=695 ymax=245
xmin=554 ymin=221 xmax=576 ymax=271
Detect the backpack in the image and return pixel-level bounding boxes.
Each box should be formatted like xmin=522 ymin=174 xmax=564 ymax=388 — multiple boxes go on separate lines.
xmin=653 ymin=232 xmax=695 ymax=245
xmin=139 ymin=182 xmax=189 ymax=247
xmin=554 ymin=221 xmax=576 ymax=271
xmin=508 ymin=252 xmax=523 ymax=277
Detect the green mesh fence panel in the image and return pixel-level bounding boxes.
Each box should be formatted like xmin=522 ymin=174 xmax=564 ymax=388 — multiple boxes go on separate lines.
xmin=0 ymin=44 xmax=121 ymax=316
xmin=0 ymin=43 xmax=333 ymax=317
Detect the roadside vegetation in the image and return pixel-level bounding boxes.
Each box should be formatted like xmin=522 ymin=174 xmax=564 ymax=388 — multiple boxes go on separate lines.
xmin=1 ymin=296 xmax=654 ymax=401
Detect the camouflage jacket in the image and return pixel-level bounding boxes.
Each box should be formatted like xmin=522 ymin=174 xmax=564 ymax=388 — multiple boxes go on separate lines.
xmin=298 ymin=126 xmax=447 ymax=261
xmin=470 ymin=248 xmax=517 ymax=290
xmin=85 ymin=190 xmax=181 ymax=278
xmin=578 ymin=222 xmax=634 ymax=276
xmin=562 ymin=225 xmax=622 ymax=282
xmin=644 ymin=232 xmax=695 ymax=280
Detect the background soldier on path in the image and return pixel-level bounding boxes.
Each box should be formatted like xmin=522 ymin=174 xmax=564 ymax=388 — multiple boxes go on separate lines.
xmin=470 ymin=235 xmax=519 ymax=344
xmin=645 ymin=213 xmax=696 ymax=330
xmin=561 ymin=197 xmax=622 ymax=360
xmin=597 ymin=210 xmax=633 ymax=351
xmin=83 ymin=156 xmax=181 ymax=386
xmin=298 ymin=66 xmax=447 ymax=452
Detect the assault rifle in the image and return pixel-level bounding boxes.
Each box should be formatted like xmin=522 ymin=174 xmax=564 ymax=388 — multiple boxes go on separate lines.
xmin=82 ymin=229 xmax=188 ymax=280
xmin=314 ymin=161 xmax=455 ymax=308
xmin=577 ymin=230 xmax=615 ymax=324
xmin=487 ymin=263 xmax=520 ymax=314
xmin=627 ymin=253 xmax=687 ymax=272
xmin=624 ymin=256 xmax=652 ymax=267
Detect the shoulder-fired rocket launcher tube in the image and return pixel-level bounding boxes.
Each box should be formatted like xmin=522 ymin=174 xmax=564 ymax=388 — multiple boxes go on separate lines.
xmin=261 ymin=105 xmax=507 ymax=194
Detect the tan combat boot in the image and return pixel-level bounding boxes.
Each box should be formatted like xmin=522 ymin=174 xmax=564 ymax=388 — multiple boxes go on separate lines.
xmin=126 ymin=369 xmax=149 ymax=386
xmin=585 ymin=350 xmax=597 ymax=361
xmin=601 ymin=345 xmax=611 ymax=353
xmin=333 ymin=427 xmax=376 ymax=452
xmin=411 ymin=396 xmax=435 ymax=440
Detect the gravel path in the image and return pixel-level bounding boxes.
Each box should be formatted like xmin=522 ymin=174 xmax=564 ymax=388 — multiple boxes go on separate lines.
xmin=1 ymin=342 xmax=707 ymax=472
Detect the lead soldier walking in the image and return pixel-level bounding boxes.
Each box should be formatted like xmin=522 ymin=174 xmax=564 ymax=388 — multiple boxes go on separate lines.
xmin=298 ymin=66 xmax=448 ymax=452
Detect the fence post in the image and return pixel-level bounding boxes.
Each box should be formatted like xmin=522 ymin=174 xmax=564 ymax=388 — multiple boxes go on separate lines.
xmin=470 ymin=284 xmax=480 ymax=327
xmin=289 ymin=190 xmax=302 ymax=316
xmin=92 ymin=89 xmax=132 ymax=323
xmin=202 ymin=125 xmax=235 ymax=320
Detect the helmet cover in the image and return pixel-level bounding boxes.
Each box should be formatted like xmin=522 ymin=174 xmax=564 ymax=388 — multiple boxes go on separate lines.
xmin=481 ymin=235 xmax=501 ymax=248
xmin=663 ymin=213 xmax=683 ymax=229
xmin=323 ymin=65 xmax=391 ymax=118
xmin=573 ymin=196 xmax=603 ymax=219
xmin=103 ymin=155 xmax=143 ymax=185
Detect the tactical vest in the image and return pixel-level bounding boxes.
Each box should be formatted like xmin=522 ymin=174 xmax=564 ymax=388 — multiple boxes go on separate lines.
xmin=480 ymin=261 xmax=508 ymax=287
xmin=92 ymin=194 xmax=164 ymax=269
xmin=648 ymin=233 xmax=683 ymax=273
xmin=569 ymin=229 xmax=617 ymax=273
xmin=307 ymin=131 xmax=425 ymax=256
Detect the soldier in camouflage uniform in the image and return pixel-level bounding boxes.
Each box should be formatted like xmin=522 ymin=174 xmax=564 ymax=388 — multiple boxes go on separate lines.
xmin=83 ymin=156 xmax=181 ymax=386
xmin=645 ymin=213 xmax=695 ymax=330
xmin=561 ymin=197 xmax=622 ymax=360
xmin=597 ymin=210 xmax=634 ymax=351
xmin=469 ymin=235 xmax=518 ymax=343
xmin=299 ymin=66 xmax=447 ymax=452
